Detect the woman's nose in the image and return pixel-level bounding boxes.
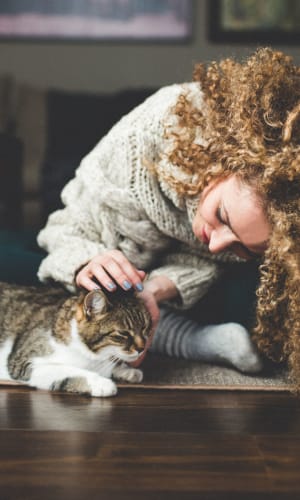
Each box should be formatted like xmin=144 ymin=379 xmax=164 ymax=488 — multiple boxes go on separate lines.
xmin=208 ymin=228 xmax=236 ymax=254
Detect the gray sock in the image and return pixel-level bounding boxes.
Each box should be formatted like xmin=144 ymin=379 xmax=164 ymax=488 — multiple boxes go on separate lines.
xmin=150 ymin=307 xmax=263 ymax=373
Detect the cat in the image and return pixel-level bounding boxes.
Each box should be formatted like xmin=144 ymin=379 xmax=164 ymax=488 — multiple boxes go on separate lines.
xmin=0 ymin=281 xmax=152 ymax=397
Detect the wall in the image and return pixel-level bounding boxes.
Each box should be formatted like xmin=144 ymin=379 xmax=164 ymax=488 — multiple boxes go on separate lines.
xmin=0 ymin=1 xmax=300 ymax=93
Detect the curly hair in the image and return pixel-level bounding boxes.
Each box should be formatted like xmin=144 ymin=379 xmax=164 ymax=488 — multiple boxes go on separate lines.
xmin=160 ymin=48 xmax=300 ymax=390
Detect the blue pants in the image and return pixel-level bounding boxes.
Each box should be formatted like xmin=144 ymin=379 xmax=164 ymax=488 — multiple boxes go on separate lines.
xmin=0 ymin=230 xmax=45 ymax=285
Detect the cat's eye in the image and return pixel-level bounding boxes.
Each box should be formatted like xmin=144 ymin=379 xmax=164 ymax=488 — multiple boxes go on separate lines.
xmin=113 ymin=332 xmax=127 ymax=342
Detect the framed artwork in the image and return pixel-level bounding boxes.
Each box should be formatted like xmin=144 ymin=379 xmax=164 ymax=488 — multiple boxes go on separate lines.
xmin=0 ymin=0 xmax=193 ymax=42
xmin=208 ymin=0 xmax=300 ymax=44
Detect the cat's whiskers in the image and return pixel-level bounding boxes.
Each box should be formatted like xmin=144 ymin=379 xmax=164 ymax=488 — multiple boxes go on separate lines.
xmin=109 ymin=355 xmax=119 ymax=363
xmin=91 ymin=350 xmax=121 ymax=376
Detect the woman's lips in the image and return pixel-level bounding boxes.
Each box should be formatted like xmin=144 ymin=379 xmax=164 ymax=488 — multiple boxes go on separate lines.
xmin=201 ymin=227 xmax=210 ymax=245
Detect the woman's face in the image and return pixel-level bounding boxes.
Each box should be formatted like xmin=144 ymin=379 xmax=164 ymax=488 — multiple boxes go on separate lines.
xmin=192 ymin=175 xmax=270 ymax=260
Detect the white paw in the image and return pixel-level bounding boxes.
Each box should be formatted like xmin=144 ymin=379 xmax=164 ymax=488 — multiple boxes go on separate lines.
xmin=87 ymin=374 xmax=118 ymax=397
xmin=113 ymin=364 xmax=143 ymax=383
xmin=225 ymin=323 xmax=263 ymax=373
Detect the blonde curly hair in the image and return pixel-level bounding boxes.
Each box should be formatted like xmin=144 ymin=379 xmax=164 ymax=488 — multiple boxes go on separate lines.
xmin=161 ymin=48 xmax=300 ymax=390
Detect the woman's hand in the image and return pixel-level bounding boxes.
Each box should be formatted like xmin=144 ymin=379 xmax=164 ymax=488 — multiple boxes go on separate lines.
xmin=129 ymin=275 xmax=179 ymax=367
xmin=75 ymin=250 xmax=146 ymax=292
xmin=128 ymin=285 xmax=160 ymax=368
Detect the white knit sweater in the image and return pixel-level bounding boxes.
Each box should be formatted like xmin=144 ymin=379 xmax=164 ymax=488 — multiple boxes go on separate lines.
xmin=37 ymin=83 xmax=240 ymax=309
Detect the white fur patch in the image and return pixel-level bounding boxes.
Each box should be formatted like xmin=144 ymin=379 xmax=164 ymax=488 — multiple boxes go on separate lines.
xmin=31 ymin=319 xmax=139 ymax=380
xmin=0 ymin=338 xmax=14 ymax=380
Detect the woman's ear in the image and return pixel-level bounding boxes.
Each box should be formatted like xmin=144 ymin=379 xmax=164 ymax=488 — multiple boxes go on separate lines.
xmin=83 ymin=290 xmax=109 ymax=319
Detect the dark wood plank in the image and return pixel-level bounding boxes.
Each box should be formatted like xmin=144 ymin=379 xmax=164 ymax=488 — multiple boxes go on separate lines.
xmin=0 ymin=387 xmax=299 ymax=500
xmin=0 ymin=430 xmax=274 ymax=494
xmin=0 ymin=387 xmax=299 ymax=434
xmin=0 ymin=430 xmax=299 ymax=498
xmin=256 ymin=435 xmax=300 ymax=491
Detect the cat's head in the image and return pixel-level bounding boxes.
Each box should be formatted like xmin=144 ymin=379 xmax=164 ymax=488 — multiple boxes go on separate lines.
xmin=75 ymin=288 xmax=152 ymax=363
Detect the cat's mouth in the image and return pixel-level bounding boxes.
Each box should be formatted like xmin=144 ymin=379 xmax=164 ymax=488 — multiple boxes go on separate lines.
xmin=116 ymin=352 xmax=141 ymax=363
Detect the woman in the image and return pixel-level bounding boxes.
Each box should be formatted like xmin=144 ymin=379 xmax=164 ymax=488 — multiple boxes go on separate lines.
xmin=37 ymin=48 xmax=300 ymax=388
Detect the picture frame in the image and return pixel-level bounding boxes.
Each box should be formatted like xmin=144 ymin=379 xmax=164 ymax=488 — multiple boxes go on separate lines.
xmin=0 ymin=0 xmax=193 ymax=43
xmin=208 ymin=0 xmax=300 ymax=44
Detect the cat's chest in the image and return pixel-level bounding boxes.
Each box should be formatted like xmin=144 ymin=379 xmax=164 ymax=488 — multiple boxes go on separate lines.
xmin=43 ymin=320 xmax=114 ymax=377
xmin=45 ymin=339 xmax=114 ymax=378
xmin=48 ymin=322 xmax=95 ymax=369
xmin=47 ymin=337 xmax=90 ymax=369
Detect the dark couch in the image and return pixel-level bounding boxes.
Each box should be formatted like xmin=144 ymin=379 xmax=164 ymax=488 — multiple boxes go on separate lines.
xmin=0 ymin=79 xmax=155 ymax=284
xmin=0 ymin=78 xmax=155 ymax=230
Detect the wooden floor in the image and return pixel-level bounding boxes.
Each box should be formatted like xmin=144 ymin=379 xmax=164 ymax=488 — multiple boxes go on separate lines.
xmin=0 ymin=386 xmax=300 ymax=500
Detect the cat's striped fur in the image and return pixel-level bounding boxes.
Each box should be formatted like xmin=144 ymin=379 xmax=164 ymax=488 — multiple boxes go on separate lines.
xmin=0 ymin=282 xmax=152 ymax=397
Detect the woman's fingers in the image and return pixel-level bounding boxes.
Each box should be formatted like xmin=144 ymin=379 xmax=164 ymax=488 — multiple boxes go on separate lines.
xmin=93 ymin=257 xmax=135 ymax=291
xmin=76 ymin=272 xmax=99 ymax=292
xmin=75 ymin=250 xmax=145 ymax=292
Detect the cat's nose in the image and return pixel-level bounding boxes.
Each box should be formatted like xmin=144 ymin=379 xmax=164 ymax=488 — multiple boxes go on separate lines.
xmin=134 ymin=337 xmax=146 ymax=353
xmin=135 ymin=346 xmax=145 ymax=354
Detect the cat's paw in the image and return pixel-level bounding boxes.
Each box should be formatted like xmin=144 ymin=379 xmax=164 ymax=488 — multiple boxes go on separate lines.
xmin=86 ymin=373 xmax=118 ymax=397
xmin=112 ymin=363 xmax=143 ymax=383
xmin=50 ymin=374 xmax=117 ymax=397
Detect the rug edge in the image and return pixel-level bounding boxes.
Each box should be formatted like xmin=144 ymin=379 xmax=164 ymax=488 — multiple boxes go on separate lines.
xmin=0 ymin=379 xmax=291 ymax=392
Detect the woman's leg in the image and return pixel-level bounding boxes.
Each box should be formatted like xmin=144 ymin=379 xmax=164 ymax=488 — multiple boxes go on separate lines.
xmin=150 ymin=306 xmax=263 ymax=373
xmin=188 ymin=260 xmax=260 ymax=329
xmin=150 ymin=261 xmax=262 ymax=373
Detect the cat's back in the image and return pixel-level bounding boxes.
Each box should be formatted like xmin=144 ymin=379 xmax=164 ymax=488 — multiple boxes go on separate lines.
xmin=0 ymin=281 xmax=69 ymax=340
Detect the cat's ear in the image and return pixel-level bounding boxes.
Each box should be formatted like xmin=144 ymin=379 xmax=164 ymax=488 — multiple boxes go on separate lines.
xmin=83 ymin=290 xmax=109 ymax=319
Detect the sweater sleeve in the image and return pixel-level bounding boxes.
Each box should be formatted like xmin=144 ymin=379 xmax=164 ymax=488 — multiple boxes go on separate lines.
xmin=148 ymin=246 xmax=224 ymax=310
xmin=37 ymin=151 xmax=108 ymax=291
xmin=37 ymin=85 xmax=184 ymax=291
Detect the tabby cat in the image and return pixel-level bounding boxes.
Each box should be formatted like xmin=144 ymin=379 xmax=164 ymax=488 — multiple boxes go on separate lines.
xmin=0 ymin=281 xmax=152 ymax=397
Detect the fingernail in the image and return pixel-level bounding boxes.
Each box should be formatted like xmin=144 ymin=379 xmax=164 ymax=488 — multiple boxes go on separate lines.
xmin=108 ymin=282 xmax=116 ymax=289
xmin=93 ymin=285 xmax=100 ymax=290
xmin=135 ymin=283 xmax=144 ymax=292
xmin=123 ymin=280 xmax=132 ymax=290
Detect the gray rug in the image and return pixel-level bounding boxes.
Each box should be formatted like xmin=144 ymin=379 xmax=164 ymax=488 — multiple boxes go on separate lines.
xmin=119 ymin=353 xmax=291 ymax=391
xmin=0 ymin=354 xmax=291 ymax=391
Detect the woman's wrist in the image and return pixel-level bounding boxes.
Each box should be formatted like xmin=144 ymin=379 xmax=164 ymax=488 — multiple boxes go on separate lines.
xmin=144 ymin=275 xmax=179 ymax=303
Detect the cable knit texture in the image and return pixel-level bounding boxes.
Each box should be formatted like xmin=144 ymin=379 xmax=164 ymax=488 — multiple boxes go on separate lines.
xmin=37 ymin=83 xmax=241 ymax=309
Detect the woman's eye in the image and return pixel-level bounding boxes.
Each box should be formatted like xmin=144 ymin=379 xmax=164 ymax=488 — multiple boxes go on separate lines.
xmin=216 ymin=206 xmax=225 ymax=224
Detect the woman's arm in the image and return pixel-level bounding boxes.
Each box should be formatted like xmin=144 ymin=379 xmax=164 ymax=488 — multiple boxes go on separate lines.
xmin=37 ymin=85 xmax=183 ymax=291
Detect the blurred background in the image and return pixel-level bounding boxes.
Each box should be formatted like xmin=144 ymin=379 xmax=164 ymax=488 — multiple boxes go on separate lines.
xmin=1 ymin=0 xmax=300 ymax=93
xmin=1 ymin=0 xmax=300 ymax=235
